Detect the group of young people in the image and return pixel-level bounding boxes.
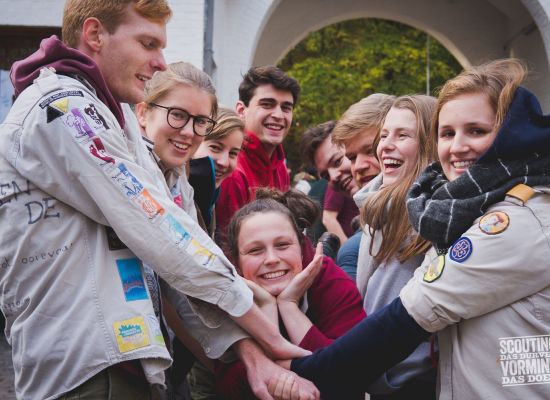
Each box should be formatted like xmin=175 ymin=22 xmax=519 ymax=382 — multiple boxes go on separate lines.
xmin=0 ymin=1 xmax=549 ymax=400
xmin=292 ymin=59 xmax=550 ymax=400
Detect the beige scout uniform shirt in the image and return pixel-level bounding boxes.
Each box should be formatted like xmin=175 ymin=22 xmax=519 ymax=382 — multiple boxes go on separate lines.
xmin=401 ymin=185 xmax=550 ymax=399
xmin=0 ymin=70 xmax=251 ymax=399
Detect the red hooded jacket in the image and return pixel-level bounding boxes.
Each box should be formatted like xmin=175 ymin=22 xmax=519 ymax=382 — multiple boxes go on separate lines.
xmin=215 ymin=131 xmax=290 ymax=238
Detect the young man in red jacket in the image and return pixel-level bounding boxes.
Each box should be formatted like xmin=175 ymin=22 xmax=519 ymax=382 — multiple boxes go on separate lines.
xmin=216 ymin=66 xmax=300 ymax=239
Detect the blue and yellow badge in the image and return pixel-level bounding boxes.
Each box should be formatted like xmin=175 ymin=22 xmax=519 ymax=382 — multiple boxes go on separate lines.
xmin=423 ymin=254 xmax=445 ymax=283
xmin=116 ymin=258 xmax=148 ymax=301
xmin=113 ymin=316 xmax=151 ymax=353
xmin=479 ymin=211 xmax=509 ymax=235
xmin=449 ymin=237 xmax=473 ymax=263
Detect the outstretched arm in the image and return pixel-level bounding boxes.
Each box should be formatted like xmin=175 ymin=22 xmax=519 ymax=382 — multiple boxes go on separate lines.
xmin=290 ymin=297 xmax=429 ymax=397
xmin=235 ymin=339 xmax=320 ymax=400
xmin=232 ymin=304 xmax=311 ymax=360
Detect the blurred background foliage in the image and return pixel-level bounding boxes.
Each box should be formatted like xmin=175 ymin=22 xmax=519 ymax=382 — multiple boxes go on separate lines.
xmin=278 ymin=18 xmax=462 ymax=173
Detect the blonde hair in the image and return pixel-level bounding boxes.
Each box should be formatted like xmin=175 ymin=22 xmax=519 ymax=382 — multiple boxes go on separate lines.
xmin=361 ymin=95 xmax=437 ymax=264
xmin=332 ymin=93 xmax=395 ymax=145
xmin=206 ymin=108 xmax=244 ymax=142
xmin=432 ymin=58 xmax=528 ymax=139
xmin=144 ymin=61 xmax=218 ymax=118
xmin=63 ymin=0 xmax=172 ymax=48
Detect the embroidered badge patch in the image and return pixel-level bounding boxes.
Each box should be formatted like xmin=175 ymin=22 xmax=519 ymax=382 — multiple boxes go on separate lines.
xmin=89 ymin=137 xmax=115 ymax=165
xmin=113 ymin=316 xmax=151 ymax=353
xmin=186 ymin=239 xmax=217 ymax=268
xmin=147 ymin=314 xmax=165 ymax=346
xmin=64 ymin=108 xmax=96 ymax=141
xmin=52 ymin=98 xmax=69 ymax=113
xmin=133 ymin=189 xmax=165 ymax=220
xmin=116 ymin=258 xmax=148 ymax=301
xmin=46 ymin=106 xmax=64 ymax=123
xmin=112 ymin=163 xmax=144 ymax=198
xmin=39 ymin=90 xmax=83 ymax=109
xmin=45 ymin=98 xmax=71 ymax=123
xmin=449 ymin=237 xmax=473 ymax=263
xmin=479 ymin=211 xmax=510 ymax=235
xmin=423 ymin=254 xmax=445 ymax=283
xmin=165 ymin=214 xmax=191 ymax=247
xmin=84 ymin=103 xmax=110 ymax=130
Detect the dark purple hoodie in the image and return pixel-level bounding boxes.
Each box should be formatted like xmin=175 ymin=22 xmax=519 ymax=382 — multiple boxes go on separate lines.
xmin=11 ymin=35 xmax=124 ymax=128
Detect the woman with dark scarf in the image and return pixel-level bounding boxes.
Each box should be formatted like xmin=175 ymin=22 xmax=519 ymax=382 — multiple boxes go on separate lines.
xmin=288 ymin=58 xmax=550 ymax=400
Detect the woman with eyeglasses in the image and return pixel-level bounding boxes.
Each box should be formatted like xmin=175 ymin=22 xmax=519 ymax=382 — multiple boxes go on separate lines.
xmin=135 ymin=62 xmax=317 ymax=400
xmin=135 ymin=61 xmax=218 ymax=396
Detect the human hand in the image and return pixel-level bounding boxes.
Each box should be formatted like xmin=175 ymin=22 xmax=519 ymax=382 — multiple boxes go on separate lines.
xmin=237 ymin=339 xmax=319 ymax=400
xmin=267 ymin=371 xmax=320 ymax=400
xmin=246 ymin=278 xmax=276 ymax=309
xmin=277 ymin=243 xmax=323 ymax=306
xmin=232 ymin=304 xmax=311 ymax=359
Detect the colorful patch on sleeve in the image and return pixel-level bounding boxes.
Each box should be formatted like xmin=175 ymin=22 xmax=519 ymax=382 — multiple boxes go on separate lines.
xmin=133 ymin=189 xmax=165 ymax=220
xmin=84 ymin=103 xmax=110 ymax=130
xmin=112 ymin=163 xmax=144 ymax=197
xmin=172 ymin=194 xmax=183 ymax=208
xmin=113 ymin=316 xmax=151 ymax=353
xmin=116 ymin=258 xmax=148 ymax=301
xmin=146 ymin=314 xmax=165 ymax=346
xmin=479 ymin=211 xmax=510 ymax=235
xmin=64 ymin=108 xmax=96 ymax=141
xmin=186 ymin=239 xmax=217 ymax=268
xmin=89 ymin=137 xmax=115 ymax=165
xmin=423 ymin=254 xmax=445 ymax=282
xmin=51 ymin=98 xmax=69 ymax=113
xmin=46 ymin=106 xmax=65 ymax=123
xmin=39 ymin=90 xmax=83 ymax=109
xmin=449 ymin=237 xmax=473 ymax=263
xmin=170 ymin=182 xmax=183 ymax=207
xmin=165 ymin=214 xmax=191 ymax=247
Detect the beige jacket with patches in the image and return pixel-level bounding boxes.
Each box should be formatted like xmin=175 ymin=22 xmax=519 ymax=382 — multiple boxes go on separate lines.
xmin=0 ymin=69 xmax=251 ymax=400
xmin=401 ymin=186 xmax=550 ymax=399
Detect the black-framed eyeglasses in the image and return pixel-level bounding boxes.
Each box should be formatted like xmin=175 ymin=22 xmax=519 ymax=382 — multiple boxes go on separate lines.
xmin=149 ymin=103 xmax=216 ymax=136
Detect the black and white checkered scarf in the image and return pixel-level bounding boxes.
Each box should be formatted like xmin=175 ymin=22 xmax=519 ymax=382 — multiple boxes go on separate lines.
xmin=407 ymin=87 xmax=550 ymax=250
xmin=406 ymin=157 xmax=550 ymax=250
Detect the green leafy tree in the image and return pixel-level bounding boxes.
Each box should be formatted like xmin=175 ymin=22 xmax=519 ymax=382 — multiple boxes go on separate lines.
xmin=278 ymin=18 xmax=462 ymax=172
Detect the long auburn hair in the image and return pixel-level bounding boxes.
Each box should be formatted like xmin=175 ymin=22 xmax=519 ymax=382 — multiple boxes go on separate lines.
xmin=361 ymin=95 xmax=437 ymax=264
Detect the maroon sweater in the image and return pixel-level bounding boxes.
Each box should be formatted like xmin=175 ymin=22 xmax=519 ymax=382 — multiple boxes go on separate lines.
xmin=214 ymin=256 xmax=366 ymax=399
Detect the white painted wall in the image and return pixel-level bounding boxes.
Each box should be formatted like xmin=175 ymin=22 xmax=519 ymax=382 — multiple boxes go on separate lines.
xmin=210 ymin=0 xmax=274 ymax=108
xmin=164 ymin=0 xmax=204 ymax=69
xmin=0 ymin=0 xmax=63 ymax=26
xmin=1 ymin=0 xmax=549 ymax=110
xmin=0 ymin=0 xmax=206 ymax=67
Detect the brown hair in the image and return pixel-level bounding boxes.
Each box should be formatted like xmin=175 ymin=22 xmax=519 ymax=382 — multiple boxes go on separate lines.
xmin=432 ymin=58 xmax=528 ymax=140
xmin=239 ymin=66 xmax=301 ymax=107
xmin=300 ymin=120 xmax=336 ymax=168
xmin=227 ymin=188 xmax=319 ymax=263
xmin=143 ymin=61 xmax=218 ymax=118
xmin=361 ymin=95 xmax=437 ymax=264
xmin=206 ymin=108 xmax=244 ymax=142
xmin=332 ymin=93 xmax=395 ymax=145
xmin=63 ymin=0 xmax=172 ymax=48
